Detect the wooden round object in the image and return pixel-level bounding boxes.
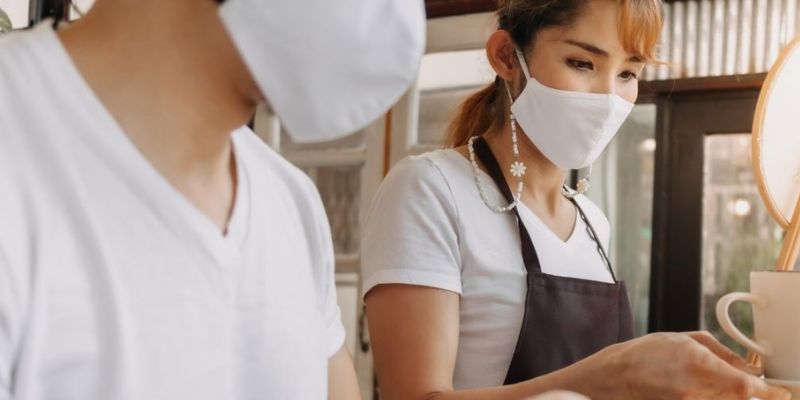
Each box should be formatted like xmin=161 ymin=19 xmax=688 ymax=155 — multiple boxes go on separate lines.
xmin=753 ymin=36 xmax=800 ymax=229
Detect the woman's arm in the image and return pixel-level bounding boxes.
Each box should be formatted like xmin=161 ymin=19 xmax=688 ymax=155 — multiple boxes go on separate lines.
xmin=366 ymin=284 xmax=576 ymax=400
xmin=366 ymin=284 xmax=790 ymax=400
xmin=328 ymin=345 xmax=361 ymax=400
xmin=525 ymin=391 xmax=588 ymax=400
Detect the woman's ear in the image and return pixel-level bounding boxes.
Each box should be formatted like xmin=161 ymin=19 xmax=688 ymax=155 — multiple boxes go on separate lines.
xmin=485 ymin=30 xmax=518 ymax=83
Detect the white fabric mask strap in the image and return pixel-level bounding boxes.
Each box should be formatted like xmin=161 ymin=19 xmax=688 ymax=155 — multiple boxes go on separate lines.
xmin=504 ymin=81 xmax=515 ymax=103
xmin=514 ymin=48 xmax=532 ymax=80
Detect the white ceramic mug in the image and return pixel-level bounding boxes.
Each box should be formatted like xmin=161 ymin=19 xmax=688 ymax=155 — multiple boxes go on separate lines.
xmin=716 ymin=271 xmax=800 ymax=381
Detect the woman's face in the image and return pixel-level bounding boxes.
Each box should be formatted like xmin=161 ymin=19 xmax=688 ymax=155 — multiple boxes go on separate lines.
xmin=518 ymin=0 xmax=645 ymax=103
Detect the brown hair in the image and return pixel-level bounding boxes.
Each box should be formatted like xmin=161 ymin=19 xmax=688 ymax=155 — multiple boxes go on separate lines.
xmin=444 ymin=0 xmax=663 ymax=148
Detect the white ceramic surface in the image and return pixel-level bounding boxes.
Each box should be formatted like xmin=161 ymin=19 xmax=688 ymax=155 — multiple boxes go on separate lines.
xmin=716 ymin=271 xmax=800 ymax=380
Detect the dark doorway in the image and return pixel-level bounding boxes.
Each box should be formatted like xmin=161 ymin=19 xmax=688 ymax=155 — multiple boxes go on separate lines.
xmin=643 ymin=76 xmax=784 ymax=355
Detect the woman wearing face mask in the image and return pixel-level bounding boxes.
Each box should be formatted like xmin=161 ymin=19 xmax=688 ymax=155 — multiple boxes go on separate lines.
xmin=0 ymin=0 xmax=423 ymax=399
xmin=361 ymin=1 xmax=790 ymax=399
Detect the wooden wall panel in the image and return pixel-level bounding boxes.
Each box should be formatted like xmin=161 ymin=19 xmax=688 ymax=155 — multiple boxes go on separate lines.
xmin=425 ymin=0 xmax=497 ymax=19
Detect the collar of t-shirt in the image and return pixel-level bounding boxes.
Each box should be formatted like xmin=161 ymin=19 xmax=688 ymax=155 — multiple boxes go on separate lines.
xmin=40 ymin=23 xmax=253 ymax=268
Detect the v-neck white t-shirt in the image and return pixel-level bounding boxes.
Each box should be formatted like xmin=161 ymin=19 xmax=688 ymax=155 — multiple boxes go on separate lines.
xmin=0 ymin=23 xmax=344 ymax=399
xmin=361 ymin=149 xmax=614 ymax=390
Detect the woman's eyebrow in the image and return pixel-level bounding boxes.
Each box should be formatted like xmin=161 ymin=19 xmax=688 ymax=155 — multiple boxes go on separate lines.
xmin=563 ymin=39 xmax=644 ymax=63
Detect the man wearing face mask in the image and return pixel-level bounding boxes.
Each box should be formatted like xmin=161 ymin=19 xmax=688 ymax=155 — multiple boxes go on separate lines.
xmin=0 ymin=0 xmax=423 ymax=399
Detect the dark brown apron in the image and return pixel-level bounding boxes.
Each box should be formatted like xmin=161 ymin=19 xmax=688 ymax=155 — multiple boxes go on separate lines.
xmin=472 ymin=137 xmax=634 ymax=385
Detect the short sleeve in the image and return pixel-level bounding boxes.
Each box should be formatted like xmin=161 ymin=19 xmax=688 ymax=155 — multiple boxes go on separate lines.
xmin=301 ymin=176 xmax=347 ymax=358
xmin=0 ymin=253 xmax=16 ymax=400
xmin=361 ymin=155 xmax=462 ymax=298
xmin=0 ymin=165 xmax=26 ymax=399
xmin=239 ymin=129 xmax=347 ymax=358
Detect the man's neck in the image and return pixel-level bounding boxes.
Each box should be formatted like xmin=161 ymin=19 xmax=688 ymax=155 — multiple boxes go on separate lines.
xmin=57 ymin=0 xmax=259 ymax=232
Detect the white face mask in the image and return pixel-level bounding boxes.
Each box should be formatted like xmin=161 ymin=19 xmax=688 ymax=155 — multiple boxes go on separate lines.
xmin=219 ymin=0 xmax=425 ymax=143
xmin=510 ymin=48 xmax=634 ymax=170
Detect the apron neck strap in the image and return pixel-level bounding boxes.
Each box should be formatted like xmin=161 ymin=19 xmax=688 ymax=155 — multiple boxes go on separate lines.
xmin=566 ymin=195 xmax=617 ymax=282
xmin=472 ymin=136 xmax=617 ymax=281
xmin=473 ymin=136 xmax=542 ymax=274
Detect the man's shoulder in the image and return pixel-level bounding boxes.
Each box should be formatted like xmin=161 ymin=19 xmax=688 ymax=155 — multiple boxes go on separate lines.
xmin=234 ymin=128 xmax=332 ymax=263
xmin=0 ymin=24 xmax=59 ymax=145
xmin=234 ymin=128 xmax=319 ymax=199
xmin=0 ymin=22 xmax=53 ymax=87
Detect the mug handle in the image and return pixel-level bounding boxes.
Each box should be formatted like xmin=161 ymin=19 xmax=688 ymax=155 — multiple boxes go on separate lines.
xmin=715 ymin=292 xmax=773 ymax=357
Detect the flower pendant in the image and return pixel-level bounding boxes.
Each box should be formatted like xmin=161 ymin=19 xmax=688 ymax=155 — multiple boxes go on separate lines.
xmin=576 ymin=177 xmax=590 ymax=193
xmin=510 ymin=161 xmax=527 ymax=178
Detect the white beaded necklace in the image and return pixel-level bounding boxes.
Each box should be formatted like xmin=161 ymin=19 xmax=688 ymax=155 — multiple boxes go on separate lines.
xmin=469 ymin=79 xmax=591 ymax=211
xmin=467 ymin=113 xmax=526 ymax=213
xmin=468 ymin=113 xmax=591 ymax=212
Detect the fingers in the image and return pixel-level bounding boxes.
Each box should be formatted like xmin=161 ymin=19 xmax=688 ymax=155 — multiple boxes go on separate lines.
xmin=687 ymin=331 xmax=762 ymax=376
xmin=712 ymin=366 xmax=788 ymax=400
xmin=691 ymin=344 xmax=790 ymax=400
xmin=525 ymin=391 xmax=590 ymax=400
xmin=744 ymin=381 xmax=792 ymax=400
xmin=682 ymin=332 xmax=790 ymax=399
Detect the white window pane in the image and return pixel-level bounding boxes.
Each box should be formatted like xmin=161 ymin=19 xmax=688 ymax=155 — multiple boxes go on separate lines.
xmin=418 ymin=86 xmax=480 ymax=146
xmin=69 ymin=0 xmax=95 ymax=20
xmin=699 ymin=133 xmax=784 ymax=355
xmin=303 ymin=165 xmax=363 ymax=256
xmin=416 ymin=49 xmax=494 ymax=147
xmin=418 ymin=49 xmax=494 ymax=91
xmin=0 ymin=0 xmax=28 ymax=29
xmin=587 ymin=104 xmax=657 ymax=337
xmin=280 ymin=129 xmax=366 ymax=152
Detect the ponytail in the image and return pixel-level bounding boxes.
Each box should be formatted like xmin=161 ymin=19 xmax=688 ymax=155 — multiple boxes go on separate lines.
xmin=443 ymin=76 xmax=506 ymax=148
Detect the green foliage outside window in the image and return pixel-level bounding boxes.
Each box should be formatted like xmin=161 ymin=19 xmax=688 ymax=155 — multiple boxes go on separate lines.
xmin=0 ymin=7 xmax=11 ymax=34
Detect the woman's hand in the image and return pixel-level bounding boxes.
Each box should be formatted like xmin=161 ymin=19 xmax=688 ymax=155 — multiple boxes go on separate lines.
xmin=564 ymin=331 xmax=790 ymax=400
xmin=524 ymin=391 xmax=589 ymax=400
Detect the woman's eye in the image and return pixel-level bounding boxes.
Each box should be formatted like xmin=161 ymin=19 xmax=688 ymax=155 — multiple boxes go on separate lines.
xmin=567 ymin=59 xmax=594 ymax=71
xmin=619 ymin=71 xmax=639 ymax=81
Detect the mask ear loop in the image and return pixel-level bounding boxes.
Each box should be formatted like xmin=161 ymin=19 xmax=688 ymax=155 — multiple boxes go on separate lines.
xmin=504 ymin=80 xmax=515 ymax=103
xmin=514 ymin=47 xmax=533 ymax=81
xmin=466 ymin=78 xmax=527 ymax=213
xmin=504 ymin=79 xmax=526 ymax=191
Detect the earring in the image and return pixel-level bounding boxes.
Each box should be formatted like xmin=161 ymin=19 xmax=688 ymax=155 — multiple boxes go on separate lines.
xmin=564 ymin=164 xmax=592 ymax=199
xmin=576 ymin=164 xmax=592 ymax=194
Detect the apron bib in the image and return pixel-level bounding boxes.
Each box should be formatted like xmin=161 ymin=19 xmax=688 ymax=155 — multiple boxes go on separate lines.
xmin=472 ymin=137 xmax=634 ymax=384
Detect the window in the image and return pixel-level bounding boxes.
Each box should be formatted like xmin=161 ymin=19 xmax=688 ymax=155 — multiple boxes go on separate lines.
xmin=69 ymin=0 xmax=94 ymax=20
xmin=700 ymin=133 xmax=784 ymax=355
xmin=416 ymin=49 xmax=494 ymax=146
xmin=0 ymin=0 xmax=29 ymax=29
xmin=587 ymin=104 xmax=657 ymax=336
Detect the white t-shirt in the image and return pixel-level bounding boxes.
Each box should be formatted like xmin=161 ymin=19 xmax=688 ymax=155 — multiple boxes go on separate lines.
xmin=361 ymin=149 xmax=614 ymax=390
xmin=0 ymin=23 xmax=344 ymax=400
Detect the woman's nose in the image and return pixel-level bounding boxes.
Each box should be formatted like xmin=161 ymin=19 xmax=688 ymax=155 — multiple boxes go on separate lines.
xmin=592 ymin=75 xmax=616 ymax=96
